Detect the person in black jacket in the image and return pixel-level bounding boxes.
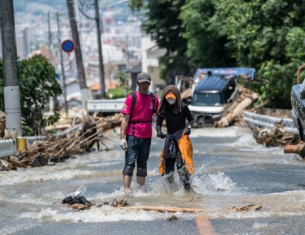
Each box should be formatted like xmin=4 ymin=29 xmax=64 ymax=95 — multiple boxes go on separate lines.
xmin=156 ymin=85 xmax=194 ymax=190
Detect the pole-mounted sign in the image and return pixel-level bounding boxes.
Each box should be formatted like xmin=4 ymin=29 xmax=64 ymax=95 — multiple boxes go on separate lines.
xmin=61 ymin=39 xmax=75 ymax=53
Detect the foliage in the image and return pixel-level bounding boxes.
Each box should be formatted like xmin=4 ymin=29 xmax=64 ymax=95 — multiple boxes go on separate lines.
xmin=214 ymin=0 xmax=305 ymax=108
xmin=129 ymin=0 xmax=305 ymax=108
xmin=115 ymin=71 xmax=129 ymax=86
xmin=105 ymin=86 xmax=133 ymax=99
xmin=0 ymin=55 xmax=62 ymax=135
xmin=179 ymin=0 xmax=305 ymax=108
xmin=180 ymin=0 xmax=236 ymax=68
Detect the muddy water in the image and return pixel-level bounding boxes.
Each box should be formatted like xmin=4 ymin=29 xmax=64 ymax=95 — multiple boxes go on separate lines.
xmin=1 ymin=126 xmax=305 ymax=234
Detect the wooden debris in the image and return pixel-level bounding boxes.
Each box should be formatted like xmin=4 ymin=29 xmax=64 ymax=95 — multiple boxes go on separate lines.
xmin=215 ymin=87 xmax=259 ymax=128
xmin=125 ymin=205 xmax=207 ymax=213
xmin=226 ymin=204 xmax=262 ymax=212
xmin=69 ymin=201 xmax=95 ymax=211
xmin=62 ymin=199 xmax=263 ymax=215
xmin=284 ymin=142 xmax=305 ymax=158
xmin=166 ymin=215 xmax=178 ymax=221
xmin=111 ymin=199 xmax=128 ymax=207
xmin=181 ymin=88 xmax=192 ymax=100
xmin=253 ymin=121 xmax=300 ymax=147
xmin=0 ymin=113 xmax=122 ymax=171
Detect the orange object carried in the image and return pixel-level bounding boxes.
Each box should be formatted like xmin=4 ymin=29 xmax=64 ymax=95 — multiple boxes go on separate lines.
xmin=159 ymin=131 xmax=194 ymax=175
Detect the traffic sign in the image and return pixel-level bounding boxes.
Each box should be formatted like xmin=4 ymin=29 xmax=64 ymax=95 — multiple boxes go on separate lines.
xmin=61 ymin=39 xmax=75 ymax=53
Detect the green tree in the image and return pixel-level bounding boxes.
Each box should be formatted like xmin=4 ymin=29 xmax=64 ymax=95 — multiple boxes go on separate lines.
xmin=0 ymin=55 xmax=62 ymax=135
xmin=180 ymin=0 xmax=235 ymax=68
xmin=115 ymin=71 xmax=129 ymax=86
xmin=181 ymin=0 xmax=305 ymax=108
xmin=214 ymin=0 xmax=305 ymax=108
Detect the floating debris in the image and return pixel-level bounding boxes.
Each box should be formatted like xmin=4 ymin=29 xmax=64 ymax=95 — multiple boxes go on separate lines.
xmin=226 ymin=204 xmax=262 ymax=212
xmin=69 ymin=202 xmax=95 ymax=211
xmin=62 ymin=195 xmax=90 ymax=205
xmin=111 ymin=199 xmax=128 ymax=207
xmin=125 ymin=205 xmax=206 ymax=213
xmin=166 ymin=215 xmax=178 ymax=221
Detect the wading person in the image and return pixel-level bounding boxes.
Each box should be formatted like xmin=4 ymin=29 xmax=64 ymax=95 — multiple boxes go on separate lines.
xmin=156 ymin=85 xmax=194 ymax=190
xmin=120 ymin=72 xmax=159 ymax=194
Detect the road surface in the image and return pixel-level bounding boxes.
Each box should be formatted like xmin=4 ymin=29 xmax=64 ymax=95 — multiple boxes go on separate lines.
xmin=1 ymin=126 xmax=305 ymax=235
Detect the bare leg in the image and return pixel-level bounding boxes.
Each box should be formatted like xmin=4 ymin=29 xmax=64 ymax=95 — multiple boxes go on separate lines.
xmin=137 ymin=176 xmax=145 ymax=187
xmin=123 ymin=175 xmax=132 ymax=189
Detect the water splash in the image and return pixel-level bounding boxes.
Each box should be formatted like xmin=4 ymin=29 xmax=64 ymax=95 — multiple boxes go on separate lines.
xmin=192 ymin=172 xmax=237 ymax=194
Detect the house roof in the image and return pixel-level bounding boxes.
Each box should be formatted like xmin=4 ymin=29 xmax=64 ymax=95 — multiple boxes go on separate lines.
xmin=90 ymin=83 xmax=101 ymax=91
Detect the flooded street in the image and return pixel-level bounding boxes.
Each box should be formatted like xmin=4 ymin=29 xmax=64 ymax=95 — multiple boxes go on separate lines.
xmin=1 ymin=126 xmax=305 ymax=235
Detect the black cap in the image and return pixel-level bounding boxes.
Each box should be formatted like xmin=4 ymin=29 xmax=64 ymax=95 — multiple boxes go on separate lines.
xmin=137 ymin=72 xmax=151 ymax=84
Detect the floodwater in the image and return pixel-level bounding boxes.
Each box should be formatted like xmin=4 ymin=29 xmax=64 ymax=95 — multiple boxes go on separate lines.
xmin=1 ymin=126 xmax=305 ymax=235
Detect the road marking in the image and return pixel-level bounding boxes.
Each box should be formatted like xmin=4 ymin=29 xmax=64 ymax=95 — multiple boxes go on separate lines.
xmin=196 ymin=216 xmax=215 ymax=235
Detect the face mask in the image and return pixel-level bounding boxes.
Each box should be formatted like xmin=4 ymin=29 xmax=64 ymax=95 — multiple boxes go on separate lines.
xmin=166 ymin=98 xmax=176 ymax=105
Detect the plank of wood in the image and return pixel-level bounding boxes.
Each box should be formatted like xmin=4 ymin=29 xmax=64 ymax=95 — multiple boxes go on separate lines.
xmin=124 ymin=205 xmax=207 ymax=213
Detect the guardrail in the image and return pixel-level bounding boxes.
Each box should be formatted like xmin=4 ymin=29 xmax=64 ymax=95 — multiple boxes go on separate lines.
xmin=243 ymin=111 xmax=298 ymax=134
xmin=0 ymin=124 xmax=82 ymax=159
xmin=0 ymin=139 xmax=17 ymax=158
xmin=87 ymin=99 xmax=125 ymax=113
xmin=1 ymin=113 xmax=299 ymax=158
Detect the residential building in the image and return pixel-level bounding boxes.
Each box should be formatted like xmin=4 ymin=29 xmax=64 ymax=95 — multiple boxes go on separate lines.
xmin=141 ymin=36 xmax=166 ymax=92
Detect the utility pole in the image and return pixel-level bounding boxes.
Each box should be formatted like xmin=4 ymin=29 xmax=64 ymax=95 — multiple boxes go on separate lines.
xmin=66 ymin=0 xmax=88 ymax=108
xmin=0 ymin=0 xmax=22 ymax=136
xmin=48 ymin=11 xmax=58 ymax=112
xmin=47 ymin=11 xmax=52 ymax=63
xmin=56 ymin=12 xmax=68 ymax=116
xmin=94 ymin=0 xmax=106 ymax=98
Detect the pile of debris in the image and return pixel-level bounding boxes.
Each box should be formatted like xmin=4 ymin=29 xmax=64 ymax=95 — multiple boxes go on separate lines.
xmin=252 ymin=121 xmax=300 ymax=147
xmin=0 ymin=113 xmax=122 ymax=171
xmin=214 ymin=87 xmax=259 ymax=128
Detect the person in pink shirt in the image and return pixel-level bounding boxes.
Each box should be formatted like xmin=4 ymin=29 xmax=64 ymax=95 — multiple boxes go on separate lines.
xmin=120 ymin=72 xmax=159 ymax=193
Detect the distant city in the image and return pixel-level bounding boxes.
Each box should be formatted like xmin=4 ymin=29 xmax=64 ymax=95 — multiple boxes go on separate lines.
xmin=0 ymin=0 xmax=166 ymax=108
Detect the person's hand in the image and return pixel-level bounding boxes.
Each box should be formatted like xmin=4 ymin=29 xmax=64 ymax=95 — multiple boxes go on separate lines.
xmin=120 ymin=138 xmax=127 ymax=151
xmin=157 ymin=131 xmax=166 ymax=139
xmin=184 ymin=128 xmax=191 ymax=135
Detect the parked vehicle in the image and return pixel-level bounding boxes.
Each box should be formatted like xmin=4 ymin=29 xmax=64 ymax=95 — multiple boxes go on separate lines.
xmin=87 ymin=98 xmax=125 ymax=116
xmin=291 ymin=64 xmax=305 ymax=140
xmin=178 ymin=67 xmax=256 ymax=126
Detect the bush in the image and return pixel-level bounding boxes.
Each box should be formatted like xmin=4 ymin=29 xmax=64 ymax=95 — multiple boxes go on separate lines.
xmin=106 ymin=86 xmax=133 ymax=99
xmin=0 ymin=54 xmax=62 ymax=135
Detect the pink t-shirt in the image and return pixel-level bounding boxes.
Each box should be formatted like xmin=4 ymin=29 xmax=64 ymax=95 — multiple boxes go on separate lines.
xmin=122 ymin=91 xmax=159 ymax=138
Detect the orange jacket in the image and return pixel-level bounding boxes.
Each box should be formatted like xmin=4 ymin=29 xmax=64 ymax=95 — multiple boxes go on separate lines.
xmin=159 ymin=132 xmax=194 ymax=175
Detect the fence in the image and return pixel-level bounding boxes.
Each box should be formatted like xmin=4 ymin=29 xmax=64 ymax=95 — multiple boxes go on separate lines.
xmin=242 ymin=111 xmax=298 ymax=134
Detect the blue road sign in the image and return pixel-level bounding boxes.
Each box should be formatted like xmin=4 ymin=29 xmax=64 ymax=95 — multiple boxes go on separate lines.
xmin=61 ymin=39 xmax=75 ymax=53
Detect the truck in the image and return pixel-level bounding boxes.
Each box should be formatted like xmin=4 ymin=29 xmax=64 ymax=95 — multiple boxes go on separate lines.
xmin=178 ymin=67 xmax=256 ymax=126
xmin=291 ymin=64 xmax=305 ymax=141
xmin=87 ymin=98 xmax=126 ymax=116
